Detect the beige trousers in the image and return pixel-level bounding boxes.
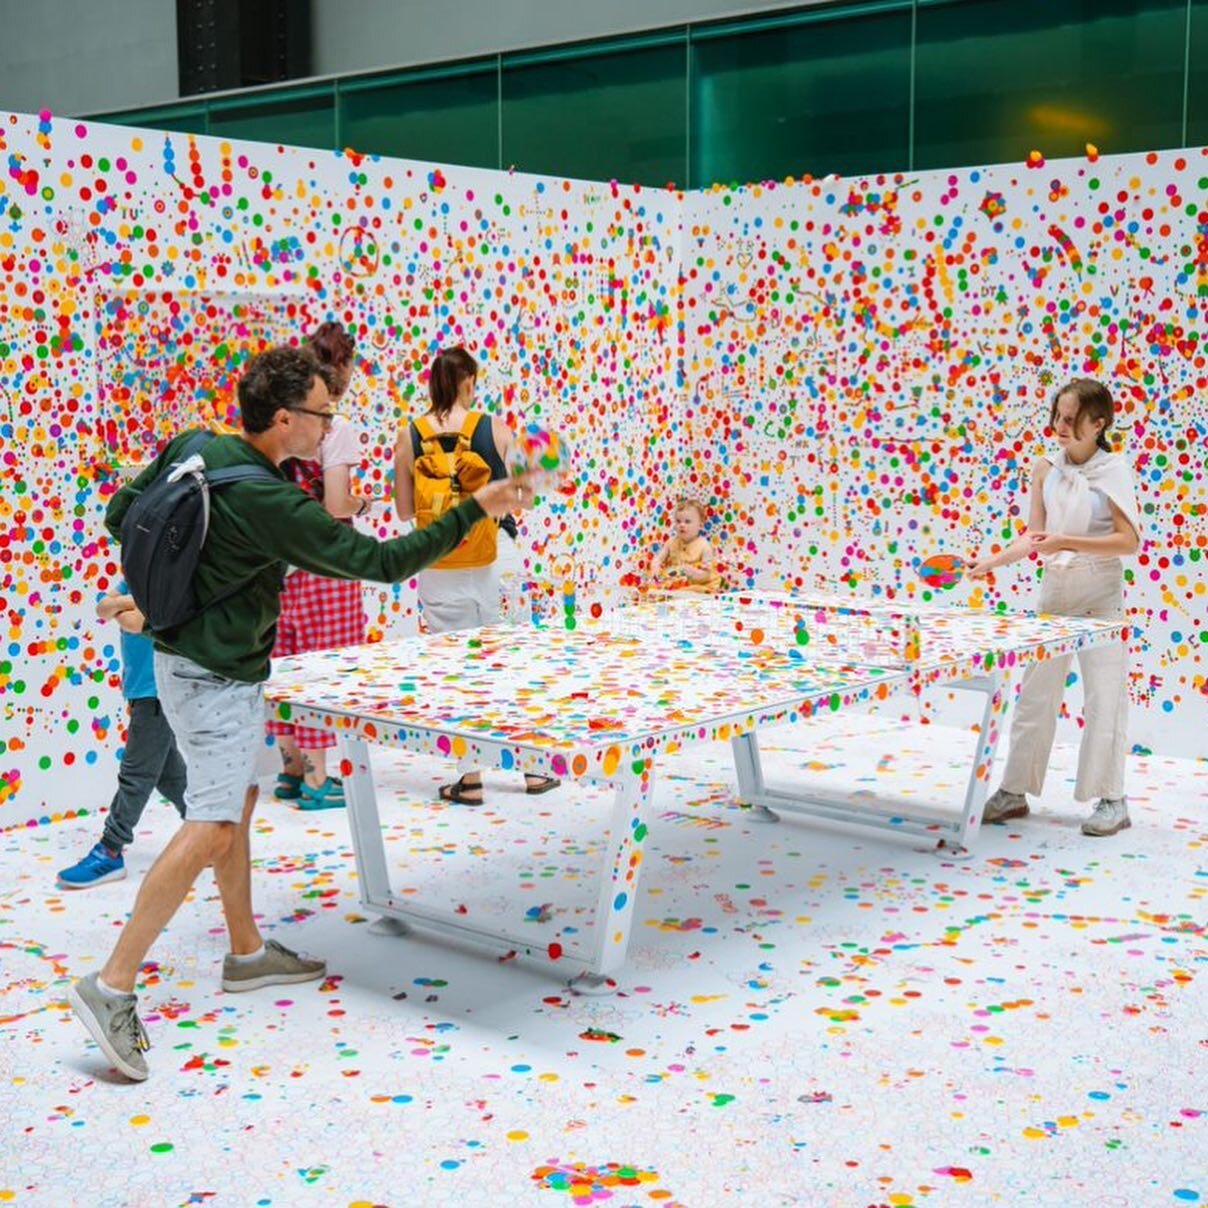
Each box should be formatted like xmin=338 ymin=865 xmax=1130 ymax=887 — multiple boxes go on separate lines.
xmin=1001 ymin=558 xmax=1129 ymax=803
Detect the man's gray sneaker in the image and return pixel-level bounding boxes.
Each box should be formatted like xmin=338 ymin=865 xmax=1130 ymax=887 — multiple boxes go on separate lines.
xmin=67 ymin=972 xmax=150 ymax=1081
xmin=1081 ymin=797 xmax=1131 ymax=837
xmin=222 ymin=939 xmax=326 ymax=992
xmin=983 ymin=787 xmax=1029 ymax=824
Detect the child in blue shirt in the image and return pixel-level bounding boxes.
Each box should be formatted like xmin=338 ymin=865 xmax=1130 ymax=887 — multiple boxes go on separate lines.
xmin=56 ymin=593 xmax=187 ymax=888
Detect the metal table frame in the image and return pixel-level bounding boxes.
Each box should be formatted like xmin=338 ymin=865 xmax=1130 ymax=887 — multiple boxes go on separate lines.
xmin=269 ymin=605 xmax=1122 ymax=987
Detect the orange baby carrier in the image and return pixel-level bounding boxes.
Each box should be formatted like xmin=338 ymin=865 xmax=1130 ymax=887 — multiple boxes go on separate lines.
xmin=411 ymin=413 xmax=498 ymax=570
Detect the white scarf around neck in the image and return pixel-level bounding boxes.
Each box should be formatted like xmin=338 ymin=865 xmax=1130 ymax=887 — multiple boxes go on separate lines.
xmin=1042 ymin=448 xmax=1141 ymax=565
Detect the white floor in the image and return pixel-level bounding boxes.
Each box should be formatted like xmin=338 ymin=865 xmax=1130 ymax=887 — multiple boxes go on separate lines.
xmin=3 ymin=715 xmax=1205 ymax=1207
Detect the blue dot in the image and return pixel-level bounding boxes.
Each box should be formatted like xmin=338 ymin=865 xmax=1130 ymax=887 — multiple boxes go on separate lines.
xmin=441 ymin=1160 xmax=461 ymax=1170
xmin=500 ymin=749 xmax=514 ymax=770
xmin=1173 ymin=1192 xmax=1199 ymax=1203
xmin=614 ymin=892 xmax=628 ymax=911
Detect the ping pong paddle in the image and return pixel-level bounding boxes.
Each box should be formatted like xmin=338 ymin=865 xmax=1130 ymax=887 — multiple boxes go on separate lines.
xmin=507 ymin=423 xmax=572 ymax=489
xmin=917 ymin=553 xmax=965 ymax=589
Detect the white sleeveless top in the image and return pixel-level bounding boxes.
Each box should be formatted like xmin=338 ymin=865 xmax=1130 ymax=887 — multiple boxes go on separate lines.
xmin=1043 ymin=450 xmax=1118 ymax=539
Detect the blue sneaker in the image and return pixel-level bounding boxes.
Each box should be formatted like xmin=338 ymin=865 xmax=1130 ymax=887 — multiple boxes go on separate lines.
xmin=57 ymin=842 xmax=126 ymax=890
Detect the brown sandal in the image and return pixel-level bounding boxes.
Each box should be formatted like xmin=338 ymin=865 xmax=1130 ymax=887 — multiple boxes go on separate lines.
xmin=524 ymin=774 xmax=561 ymax=795
xmin=438 ymin=776 xmax=484 ymax=806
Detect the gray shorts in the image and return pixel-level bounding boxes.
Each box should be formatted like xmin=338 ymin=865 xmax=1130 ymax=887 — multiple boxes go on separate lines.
xmin=154 ymin=651 xmax=265 ymax=824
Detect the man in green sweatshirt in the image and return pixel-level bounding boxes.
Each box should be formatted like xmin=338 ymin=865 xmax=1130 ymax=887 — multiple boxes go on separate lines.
xmin=69 ymin=343 xmax=536 ymax=1081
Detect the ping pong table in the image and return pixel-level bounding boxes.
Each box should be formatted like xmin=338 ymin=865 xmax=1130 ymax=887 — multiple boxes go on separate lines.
xmin=265 ymin=594 xmax=1124 ymax=987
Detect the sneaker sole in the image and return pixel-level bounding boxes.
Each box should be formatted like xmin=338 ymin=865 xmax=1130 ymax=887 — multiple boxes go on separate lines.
xmin=984 ymin=806 xmax=1030 ymax=825
xmin=66 ymin=983 xmax=148 ymax=1082
xmin=221 ymin=967 xmax=326 ymax=993
xmin=57 ymin=868 xmax=127 ymax=890
xmin=1082 ymin=817 xmax=1132 ymax=837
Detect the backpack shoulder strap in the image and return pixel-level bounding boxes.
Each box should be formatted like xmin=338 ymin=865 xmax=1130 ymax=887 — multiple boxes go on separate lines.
xmin=413 ymin=415 xmax=439 ymax=446
xmin=166 ymin=429 xmax=215 ymax=468
xmin=413 ymin=416 xmax=455 ymax=478
xmin=204 ymin=464 xmax=280 ymax=489
xmin=456 ymin=411 xmax=481 ymax=452
xmin=183 ymin=429 xmax=216 ymax=453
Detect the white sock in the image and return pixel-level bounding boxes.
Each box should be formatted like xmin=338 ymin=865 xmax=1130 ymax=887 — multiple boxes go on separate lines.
xmin=227 ymin=945 xmax=265 ymax=965
xmin=95 ymin=975 xmax=129 ymax=998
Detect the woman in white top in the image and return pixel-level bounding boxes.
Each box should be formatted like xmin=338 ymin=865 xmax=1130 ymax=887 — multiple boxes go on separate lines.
xmin=968 ymin=378 xmax=1141 ymax=837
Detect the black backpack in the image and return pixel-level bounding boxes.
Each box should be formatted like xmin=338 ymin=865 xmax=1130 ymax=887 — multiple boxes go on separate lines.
xmin=120 ymin=430 xmax=279 ymax=632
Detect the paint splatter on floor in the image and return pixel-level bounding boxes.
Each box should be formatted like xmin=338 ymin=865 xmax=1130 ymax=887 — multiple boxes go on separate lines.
xmin=2 ymin=716 xmax=1204 ymax=1205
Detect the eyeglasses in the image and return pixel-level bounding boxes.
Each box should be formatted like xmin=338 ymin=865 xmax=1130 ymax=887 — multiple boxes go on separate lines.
xmin=288 ymin=406 xmax=338 ymax=425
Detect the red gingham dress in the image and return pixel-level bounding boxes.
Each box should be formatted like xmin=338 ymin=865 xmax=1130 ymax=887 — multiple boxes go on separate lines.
xmin=264 ymin=456 xmax=366 ymax=750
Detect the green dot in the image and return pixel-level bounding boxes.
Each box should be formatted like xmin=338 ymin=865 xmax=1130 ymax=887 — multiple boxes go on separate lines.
xmin=150 ymin=1142 xmax=174 ymax=1154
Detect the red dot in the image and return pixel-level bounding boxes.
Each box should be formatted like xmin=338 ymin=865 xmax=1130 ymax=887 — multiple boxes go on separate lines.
xmin=547 ymin=942 xmax=563 ymax=961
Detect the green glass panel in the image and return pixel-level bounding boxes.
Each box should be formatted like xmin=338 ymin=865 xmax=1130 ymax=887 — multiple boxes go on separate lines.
xmin=207 ymin=92 xmax=336 ymax=151
xmin=1189 ymin=0 xmax=1208 ymax=145
xmin=502 ymin=43 xmax=686 ymax=187
xmin=690 ymin=5 xmax=911 ymax=188
xmin=340 ymin=68 xmax=498 ymax=168
xmin=101 ymin=107 xmax=209 ymax=136
xmin=915 ymin=0 xmax=1186 ymax=170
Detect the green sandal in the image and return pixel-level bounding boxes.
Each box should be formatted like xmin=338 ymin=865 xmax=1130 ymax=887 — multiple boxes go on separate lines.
xmin=297 ymin=776 xmax=346 ymax=811
xmin=274 ymin=772 xmax=304 ymax=800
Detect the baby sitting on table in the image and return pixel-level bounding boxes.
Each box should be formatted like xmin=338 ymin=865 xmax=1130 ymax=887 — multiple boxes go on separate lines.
xmin=648 ymin=497 xmax=722 ymax=593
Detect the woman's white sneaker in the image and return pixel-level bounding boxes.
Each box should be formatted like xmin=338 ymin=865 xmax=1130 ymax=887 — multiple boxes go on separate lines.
xmin=983 ymin=787 xmax=1029 ymax=824
xmin=1081 ymin=798 xmax=1130 ymax=837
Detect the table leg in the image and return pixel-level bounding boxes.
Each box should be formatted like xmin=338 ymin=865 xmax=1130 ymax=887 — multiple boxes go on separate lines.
xmin=575 ymin=760 xmax=655 ymax=987
xmin=338 ymin=735 xmax=405 ymax=933
xmin=954 ymin=666 xmax=1014 ymax=850
xmin=731 ymin=731 xmax=780 ymax=823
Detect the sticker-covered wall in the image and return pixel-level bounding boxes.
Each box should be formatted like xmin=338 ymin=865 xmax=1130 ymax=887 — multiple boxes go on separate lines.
xmin=0 ymin=110 xmax=682 ymax=825
xmin=680 ymin=151 xmax=1208 ymax=755
xmin=2 ymin=110 xmax=1205 ymax=826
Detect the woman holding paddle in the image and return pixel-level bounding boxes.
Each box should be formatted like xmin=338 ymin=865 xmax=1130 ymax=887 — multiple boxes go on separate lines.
xmin=967 ymin=378 xmax=1142 ymax=838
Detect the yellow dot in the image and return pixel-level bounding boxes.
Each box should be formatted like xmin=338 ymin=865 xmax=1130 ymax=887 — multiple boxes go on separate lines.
xmin=451 ymin=736 xmax=467 ymax=757
xmin=506 ymin=1130 xmax=529 ymax=1142
xmin=129 ymin=1114 xmax=150 ymax=1127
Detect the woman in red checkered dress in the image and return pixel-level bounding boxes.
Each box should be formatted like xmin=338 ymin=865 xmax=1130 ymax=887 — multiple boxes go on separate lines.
xmin=267 ymin=323 xmax=381 ymax=809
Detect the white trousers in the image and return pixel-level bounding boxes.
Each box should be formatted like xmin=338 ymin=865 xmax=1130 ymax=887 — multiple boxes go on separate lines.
xmin=1001 ymin=558 xmax=1129 ymax=802
xmin=417 ymin=562 xmax=501 ymax=633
